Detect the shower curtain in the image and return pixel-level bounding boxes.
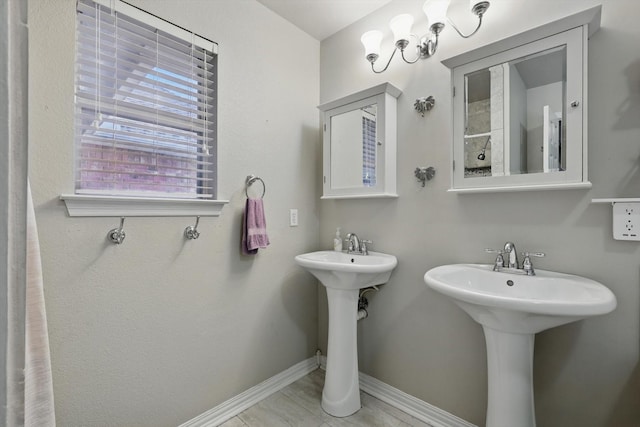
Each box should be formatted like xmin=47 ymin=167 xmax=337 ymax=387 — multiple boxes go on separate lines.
xmin=24 ymin=182 xmax=56 ymax=426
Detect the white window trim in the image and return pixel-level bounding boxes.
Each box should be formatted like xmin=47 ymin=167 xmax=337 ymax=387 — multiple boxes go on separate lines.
xmin=60 ymin=194 xmax=228 ymax=217
xmin=65 ymin=0 xmax=226 ymax=218
xmin=91 ymin=0 xmax=217 ymax=54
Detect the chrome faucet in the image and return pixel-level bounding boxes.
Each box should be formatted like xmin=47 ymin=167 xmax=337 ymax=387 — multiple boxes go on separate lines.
xmin=346 ymin=233 xmax=361 ymax=253
xmin=485 ymin=243 xmax=545 ymax=276
xmin=503 ymin=242 xmax=519 ymax=269
xmin=345 ymin=233 xmax=372 ymax=255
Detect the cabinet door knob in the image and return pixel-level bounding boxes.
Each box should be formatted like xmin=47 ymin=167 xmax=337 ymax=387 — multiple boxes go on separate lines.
xmin=570 ymin=100 xmax=580 ymax=108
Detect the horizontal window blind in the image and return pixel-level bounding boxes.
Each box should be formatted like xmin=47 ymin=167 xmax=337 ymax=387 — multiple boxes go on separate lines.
xmin=75 ymin=0 xmax=217 ymax=199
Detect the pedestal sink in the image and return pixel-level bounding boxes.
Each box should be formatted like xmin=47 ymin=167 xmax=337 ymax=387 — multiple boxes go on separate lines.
xmin=295 ymin=250 xmax=397 ymax=417
xmin=424 ymin=264 xmax=616 ymax=427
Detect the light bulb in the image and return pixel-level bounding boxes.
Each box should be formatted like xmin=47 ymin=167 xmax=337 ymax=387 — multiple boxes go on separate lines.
xmin=389 ymin=14 xmax=413 ymax=48
xmin=423 ymin=0 xmax=450 ymax=26
xmin=360 ymin=30 xmax=383 ymax=62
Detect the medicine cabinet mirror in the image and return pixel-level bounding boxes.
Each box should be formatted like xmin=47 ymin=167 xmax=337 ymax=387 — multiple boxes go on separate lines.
xmin=442 ymin=6 xmax=601 ymax=193
xmin=318 ymin=83 xmax=402 ymax=199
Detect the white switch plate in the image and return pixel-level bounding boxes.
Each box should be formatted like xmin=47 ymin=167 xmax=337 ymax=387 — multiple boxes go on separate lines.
xmin=289 ymin=209 xmax=298 ymax=227
xmin=613 ymin=202 xmax=640 ymax=241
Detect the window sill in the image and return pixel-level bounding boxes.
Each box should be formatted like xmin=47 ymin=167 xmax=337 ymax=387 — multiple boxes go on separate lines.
xmin=60 ymin=194 xmax=228 ymax=217
xmin=592 ymin=198 xmax=640 ymax=204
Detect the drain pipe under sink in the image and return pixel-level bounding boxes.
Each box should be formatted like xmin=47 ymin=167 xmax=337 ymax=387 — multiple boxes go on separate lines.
xmin=358 ymin=286 xmax=379 ymax=321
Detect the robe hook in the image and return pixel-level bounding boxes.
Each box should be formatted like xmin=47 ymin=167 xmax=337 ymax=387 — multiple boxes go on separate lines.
xmin=184 ymin=216 xmax=201 ymax=240
xmin=108 ymin=217 xmax=126 ymax=244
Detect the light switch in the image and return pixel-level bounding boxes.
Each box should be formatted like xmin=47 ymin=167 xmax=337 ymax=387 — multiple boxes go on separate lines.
xmin=289 ymin=209 xmax=299 ymax=227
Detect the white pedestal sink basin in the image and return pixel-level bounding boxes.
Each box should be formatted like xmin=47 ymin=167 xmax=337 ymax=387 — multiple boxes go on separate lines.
xmin=295 ymin=250 xmax=397 ymax=417
xmin=424 ymin=264 xmax=616 ymax=427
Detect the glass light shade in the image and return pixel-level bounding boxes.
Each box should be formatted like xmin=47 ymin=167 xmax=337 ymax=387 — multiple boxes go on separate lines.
xmin=423 ymin=0 xmax=450 ymax=26
xmin=360 ymin=30 xmax=383 ymax=57
xmin=389 ymin=14 xmax=414 ymax=44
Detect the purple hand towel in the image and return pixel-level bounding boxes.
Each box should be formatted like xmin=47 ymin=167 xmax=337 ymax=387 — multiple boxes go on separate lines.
xmin=242 ymin=198 xmax=270 ymax=254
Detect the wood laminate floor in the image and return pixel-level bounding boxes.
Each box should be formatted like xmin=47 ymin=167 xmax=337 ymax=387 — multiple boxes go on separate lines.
xmin=219 ymin=369 xmax=433 ymax=427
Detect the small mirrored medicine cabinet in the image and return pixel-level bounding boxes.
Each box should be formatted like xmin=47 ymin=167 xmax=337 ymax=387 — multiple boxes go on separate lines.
xmin=318 ymin=83 xmax=402 ymax=199
xmin=442 ymin=5 xmax=601 ymax=193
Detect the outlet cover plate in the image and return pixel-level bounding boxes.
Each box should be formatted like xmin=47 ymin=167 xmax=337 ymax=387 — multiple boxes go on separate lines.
xmin=613 ymin=202 xmax=640 ymax=241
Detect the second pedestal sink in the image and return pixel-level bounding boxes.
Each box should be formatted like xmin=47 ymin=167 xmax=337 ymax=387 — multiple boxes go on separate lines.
xmin=424 ymin=264 xmax=616 ymax=427
xmin=295 ymin=250 xmax=397 ymax=417
xmin=295 ymin=250 xmax=397 ymax=290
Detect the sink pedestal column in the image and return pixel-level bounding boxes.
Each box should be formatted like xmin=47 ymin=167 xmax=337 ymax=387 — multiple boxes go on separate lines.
xmin=483 ymin=326 xmax=536 ymax=427
xmin=322 ymin=287 xmax=361 ymax=417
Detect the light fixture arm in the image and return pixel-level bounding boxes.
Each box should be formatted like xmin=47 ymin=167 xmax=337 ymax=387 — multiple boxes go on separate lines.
xmin=376 ymin=31 xmax=439 ymax=70
xmin=401 ymin=49 xmax=421 ymax=64
xmin=370 ymin=47 xmax=398 ymax=74
xmin=448 ymin=1 xmax=489 ymax=39
xmin=422 ymin=28 xmax=441 ymax=57
xmin=448 ymin=13 xmax=484 ymax=39
xmin=397 ymin=34 xmax=428 ymax=64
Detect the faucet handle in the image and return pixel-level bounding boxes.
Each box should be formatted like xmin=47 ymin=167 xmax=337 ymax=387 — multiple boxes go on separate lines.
xmin=485 ymin=248 xmax=505 ymax=271
xmin=521 ymin=252 xmax=545 ymax=276
xmin=485 ymin=248 xmax=504 ymax=253
xmin=360 ymin=239 xmax=372 ymax=255
xmin=521 ymin=251 xmax=545 ymax=258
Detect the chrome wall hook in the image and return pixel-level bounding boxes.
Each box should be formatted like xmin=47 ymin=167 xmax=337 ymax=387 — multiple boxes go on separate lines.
xmin=108 ymin=217 xmax=126 ymax=244
xmin=415 ymin=166 xmax=436 ymax=187
xmin=184 ymin=216 xmax=201 ymax=240
xmin=414 ymin=96 xmax=435 ymax=117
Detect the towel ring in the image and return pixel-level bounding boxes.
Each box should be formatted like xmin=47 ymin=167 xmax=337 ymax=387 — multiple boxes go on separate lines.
xmin=245 ymin=175 xmax=266 ymax=198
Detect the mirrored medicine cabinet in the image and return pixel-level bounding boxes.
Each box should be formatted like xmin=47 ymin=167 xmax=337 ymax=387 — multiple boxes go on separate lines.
xmin=442 ymin=6 xmax=601 ymax=193
xmin=318 ymin=83 xmax=402 ymax=199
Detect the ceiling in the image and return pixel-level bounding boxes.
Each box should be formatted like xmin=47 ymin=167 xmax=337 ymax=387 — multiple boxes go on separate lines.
xmin=255 ymin=0 xmax=394 ymax=41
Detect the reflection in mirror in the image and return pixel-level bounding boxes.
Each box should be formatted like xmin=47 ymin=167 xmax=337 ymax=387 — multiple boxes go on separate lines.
xmin=463 ymin=46 xmax=567 ymax=179
xmin=330 ymin=104 xmax=377 ymax=189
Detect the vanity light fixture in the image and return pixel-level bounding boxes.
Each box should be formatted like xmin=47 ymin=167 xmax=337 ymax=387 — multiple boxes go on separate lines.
xmin=361 ymin=0 xmax=490 ymax=73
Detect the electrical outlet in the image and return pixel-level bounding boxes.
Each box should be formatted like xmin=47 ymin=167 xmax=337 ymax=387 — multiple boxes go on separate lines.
xmin=289 ymin=209 xmax=299 ymax=227
xmin=613 ymin=202 xmax=640 ymax=241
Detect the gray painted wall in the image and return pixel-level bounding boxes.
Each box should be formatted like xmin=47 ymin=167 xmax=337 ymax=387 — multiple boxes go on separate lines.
xmin=320 ymin=0 xmax=639 ymax=425
xmin=28 ymin=0 xmax=320 ymax=425
xmin=25 ymin=0 xmax=640 ymax=425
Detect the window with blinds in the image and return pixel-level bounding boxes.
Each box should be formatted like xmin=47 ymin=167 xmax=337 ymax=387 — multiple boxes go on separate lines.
xmin=75 ymin=0 xmax=217 ymax=199
xmin=362 ymin=114 xmax=377 ymax=187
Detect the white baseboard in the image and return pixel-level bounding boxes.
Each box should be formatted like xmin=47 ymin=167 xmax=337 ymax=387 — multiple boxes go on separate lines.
xmin=181 ymin=355 xmax=476 ymax=427
xmin=358 ymin=373 xmax=476 ymax=427
xmin=319 ymin=356 xmax=475 ymax=427
xmin=179 ymin=357 xmax=319 ymax=427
